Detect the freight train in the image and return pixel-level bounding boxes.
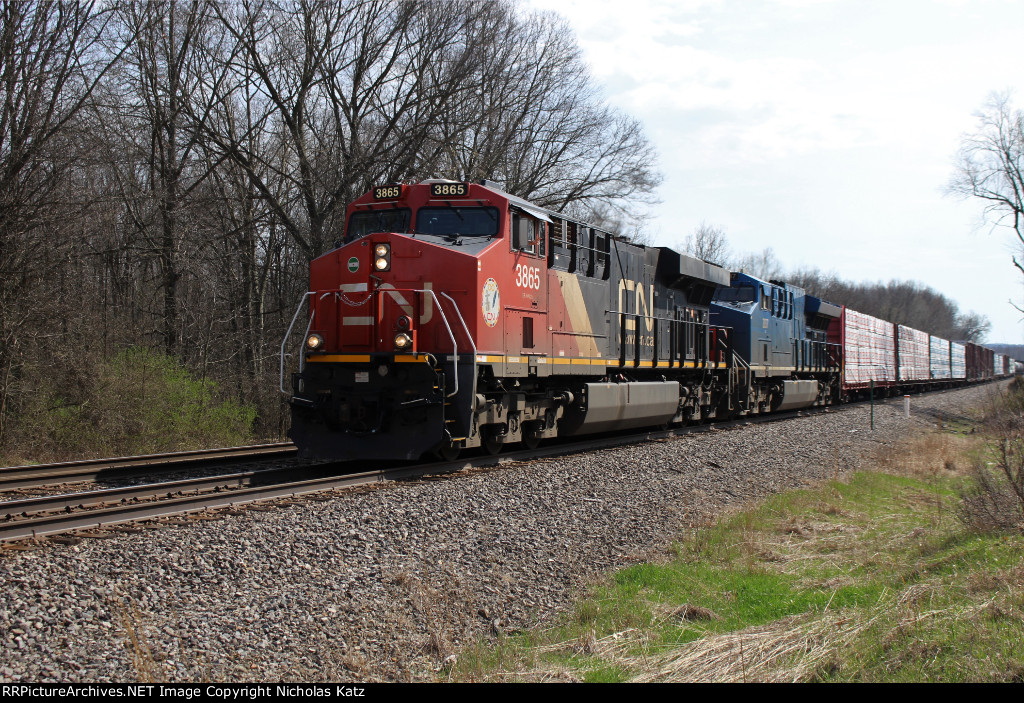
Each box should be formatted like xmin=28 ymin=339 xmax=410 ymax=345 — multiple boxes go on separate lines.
xmin=281 ymin=180 xmax=1012 ymax=461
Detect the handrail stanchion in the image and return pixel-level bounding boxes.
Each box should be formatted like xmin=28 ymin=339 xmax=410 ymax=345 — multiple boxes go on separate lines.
xmin=280 ymin=292 xmax=314 ymax=394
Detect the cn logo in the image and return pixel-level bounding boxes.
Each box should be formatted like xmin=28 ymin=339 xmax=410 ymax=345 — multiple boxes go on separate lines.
xmin=379 ymin=283 xmax=434 ymax=324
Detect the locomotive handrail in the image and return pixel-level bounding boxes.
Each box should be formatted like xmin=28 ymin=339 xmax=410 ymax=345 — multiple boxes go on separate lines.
xmin=280 ymin=292 xmax=314 ymax=395
xmin=714 ymin=325 xmax=734 ymax=367
xmin=440 ymin=291 xmax=477 ymax=400
xmin=440 ymin=291 xmax=477 ymax=356
xmin=379 ymin=288 xmax=473 ymax=398
xmin=281 ymin=287 xmax=474 ymax=399
xmin=714 ymin=325 xmax=747 ymax=372
xmin=419 ymin=289 xmax=466 ymax=398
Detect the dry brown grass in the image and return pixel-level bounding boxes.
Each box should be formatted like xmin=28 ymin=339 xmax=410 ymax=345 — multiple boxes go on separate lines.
xmin=119 ymin=599 xmax=159 ymax=683
xmin=477 ymin=575 xmax=1012 ymax=683
xmin=624 ymin=613 xmax=863 ymax=683
xmin=869 ymin=430 xmax=1022 ymax=534
xmin=648 ymin=602 xmax=721 ymax=625
xmin=626 ymin=584 xmax=995 ymax=683
xmin=387 ymin=565 xmax=486 ymax=670
xmin=873 ymin=432 xmax=977 ymax=480
xmin=496 ymin=610 xmax=875 ymax=683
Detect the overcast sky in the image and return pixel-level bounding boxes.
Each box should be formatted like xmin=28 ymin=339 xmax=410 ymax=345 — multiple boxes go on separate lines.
xmin=530 ymin=0 xmax=1024 ymax=343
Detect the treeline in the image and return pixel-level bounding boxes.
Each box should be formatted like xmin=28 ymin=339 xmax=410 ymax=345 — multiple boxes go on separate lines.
xmin=0 ymin=0 xmax=659 ymax=460
xmin=989 ymin=344 xmax=1024 ymax=360
xmin=682 ymin=228 xmax=990 ymax=343
xmin=787 ymin=269 xmax=990 ymax=343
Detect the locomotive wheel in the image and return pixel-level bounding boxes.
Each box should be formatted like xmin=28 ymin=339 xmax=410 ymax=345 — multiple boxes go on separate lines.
xmin=484 ymin=435 xmax=503 ymax=455
xmin=522 ymin=435 xmax=541 ymax=451
xmin=436 ymin=443 xmax=461 ymax=461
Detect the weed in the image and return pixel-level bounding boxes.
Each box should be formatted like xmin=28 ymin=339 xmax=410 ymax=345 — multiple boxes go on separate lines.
xmin=2 ymin=347 xmax=255 ymax=463
xmin=118 ymin=599 xmax=159 ymax=683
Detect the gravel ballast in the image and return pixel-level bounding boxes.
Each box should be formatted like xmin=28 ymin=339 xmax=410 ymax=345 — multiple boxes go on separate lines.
xmin=0 ymin=383 xmax=1005 ymax=682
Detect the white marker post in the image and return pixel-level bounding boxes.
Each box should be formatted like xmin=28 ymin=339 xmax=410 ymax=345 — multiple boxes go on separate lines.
xmin=904 ymin=394 xmax=910 ymax=418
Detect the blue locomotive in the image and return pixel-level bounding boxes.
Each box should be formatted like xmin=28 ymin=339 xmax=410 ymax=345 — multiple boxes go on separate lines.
xmin=710 ymin=272 xmax=841 ymax=413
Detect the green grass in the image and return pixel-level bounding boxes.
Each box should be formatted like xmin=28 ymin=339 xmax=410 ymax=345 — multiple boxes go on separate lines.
xmin=447 ymin=433 xmax=1024 ymax=683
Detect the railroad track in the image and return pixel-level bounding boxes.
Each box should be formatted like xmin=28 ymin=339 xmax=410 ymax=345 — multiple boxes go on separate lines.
xmin=0 ymin=404 xmax=844 ymax=544
xmin=0 ymin=382 xmax=998 ymax=545
xmin=0 ymin=442 xmax=297 ymax=492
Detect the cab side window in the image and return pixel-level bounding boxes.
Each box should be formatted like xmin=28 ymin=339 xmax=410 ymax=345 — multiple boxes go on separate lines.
xmin=592 ymin=231 xmax=608 ymax=279
xmin=511 ymin=211 xmax=545 ymax=257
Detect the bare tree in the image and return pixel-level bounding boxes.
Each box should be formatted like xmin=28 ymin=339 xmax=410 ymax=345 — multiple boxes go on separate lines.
xmin=682 ymin=221 xmax=731 ymax=266
xmin=734 ymin=247 xmax=783 ymax=281
xmin=949 ymin=92 xmax=1024 ymax=314
xmin=430 ymin=4 xmax=661 ymax=225
xmin=194 ymin=0 xmax=343 ymax=260
xmin=0 ymin=1 xmax=121 ymax=439
xmin=954 ymin=311 xmax=992 ymax=342
xmin=194 ymin=1 xmax=481 ymax=260
xmin=100 ymin=0 xmax=218 ymax=356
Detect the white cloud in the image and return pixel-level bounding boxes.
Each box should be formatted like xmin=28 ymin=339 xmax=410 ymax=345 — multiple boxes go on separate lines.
xmin=535 ymin=0 xmax=1022 ymax=159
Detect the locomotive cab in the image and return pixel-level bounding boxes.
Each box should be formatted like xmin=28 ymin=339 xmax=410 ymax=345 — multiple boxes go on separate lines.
xmin=286 ymin=181 xmax=503 ymax=460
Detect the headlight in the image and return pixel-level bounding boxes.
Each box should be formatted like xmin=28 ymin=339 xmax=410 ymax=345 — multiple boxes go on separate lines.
xmin=394 ymin=333 xmax=412 ymax=350
xmin=306 ymin=333 xmax=324 ymax=350
xmin=396 ymin=315 xmax=411 ymax=330
xmin=373 ymin=243 xmax=390 ymax=271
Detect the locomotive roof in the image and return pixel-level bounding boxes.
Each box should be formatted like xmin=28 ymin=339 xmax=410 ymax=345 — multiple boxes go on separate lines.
xmin=655 ymin=247 xmax=731 ymax=289
xmin=805 ymin=296 xmax=842 ymax=319
xmin=674 ymin=250 xmax=732 ymax=288
xmin=733 ymin=271 xmax=842 ymax=318
xmin=440 ymin=179 xmax=556 ymax=224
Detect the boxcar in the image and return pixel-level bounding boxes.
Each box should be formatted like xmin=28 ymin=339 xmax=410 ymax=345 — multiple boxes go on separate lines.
xmin=929 ymin=336 xmax=951 ymax=380
xmin=951 ymin=342 xmax=967 ymax=380
xmin=897 ymin=325 xmax=930 ymax=383
xmin=830 ymin=308 xmax=896 ymax=393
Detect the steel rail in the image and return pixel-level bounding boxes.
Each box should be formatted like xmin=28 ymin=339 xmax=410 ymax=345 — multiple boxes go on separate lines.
xmin=0 ymin=463 xmax=337 ymax=518
xmin=0 ymin=443 xmax=297 ymax=491
xmin=0 ymin=467 xmax=400 ymax=542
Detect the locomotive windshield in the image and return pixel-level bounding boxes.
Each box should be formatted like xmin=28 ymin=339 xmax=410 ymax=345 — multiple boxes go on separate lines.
xmin=416 ymin=206 xmax=499 ymax=237
xmin=715 ymin=284 xmax=757 ymax=304
xmin=346 ymin=209 xmax=411 ymax=240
